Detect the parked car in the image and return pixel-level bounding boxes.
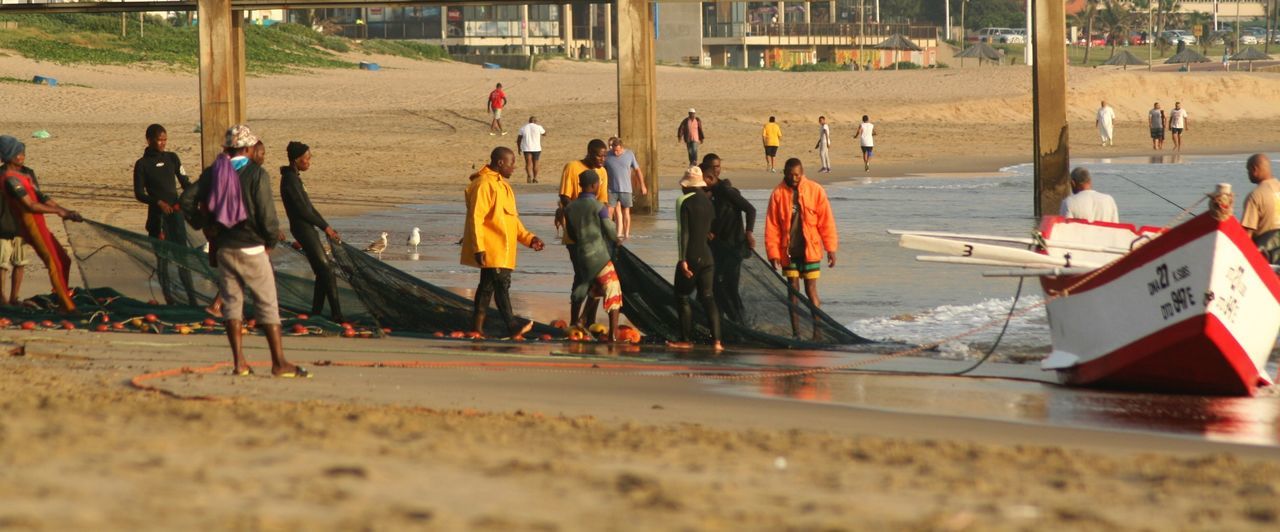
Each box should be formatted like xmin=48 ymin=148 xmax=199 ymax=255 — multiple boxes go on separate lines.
xmin=1158 ymin=30 xmax=1197 ymax=45
xmin=1240 ymin=34 xmax=1260 ymax=45
xmin=995 ymin=29 xmax=1025 ymax=44
xmin=976 ymin=27 xmax=1011 ymax=43
xmin=1075 ymin=34 xmax=1107 ymax=46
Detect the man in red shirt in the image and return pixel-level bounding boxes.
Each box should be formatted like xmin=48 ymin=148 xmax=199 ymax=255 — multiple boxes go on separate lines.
xmin=487 ymin=83 xmax=508 ymax=136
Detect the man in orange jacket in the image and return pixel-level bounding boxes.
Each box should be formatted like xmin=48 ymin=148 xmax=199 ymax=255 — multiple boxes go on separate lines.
xmin=765 ymin=158 xmax=837 ymax=339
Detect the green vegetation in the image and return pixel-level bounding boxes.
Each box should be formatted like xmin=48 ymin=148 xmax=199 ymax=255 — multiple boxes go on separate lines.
xmin=788 ymin=62 xmax=850 ymax=72
xmin=0 ymin=14 xmax=448 ymax=73
xmin=994 ymin=42 xmax=1244 ymax=68
xmin=888 ymin=61 xmax=923 ymax=70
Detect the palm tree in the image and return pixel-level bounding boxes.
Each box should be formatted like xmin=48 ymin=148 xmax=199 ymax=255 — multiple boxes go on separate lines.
xmin=1097 ymin=0 xmax=1138 ymax=55
xmin=1076 ymin=0 xmax=1101 ymax=64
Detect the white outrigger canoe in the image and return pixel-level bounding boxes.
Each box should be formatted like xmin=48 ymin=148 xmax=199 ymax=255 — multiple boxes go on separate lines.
xmin=892 ymin=184 xmax=1280 ymax=396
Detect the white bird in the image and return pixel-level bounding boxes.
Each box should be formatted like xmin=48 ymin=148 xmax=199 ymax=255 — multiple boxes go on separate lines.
xmin=407 ymin=227 xmax=421 ymax=252
xmin=365 ymin=231 xmax=389 ymax=259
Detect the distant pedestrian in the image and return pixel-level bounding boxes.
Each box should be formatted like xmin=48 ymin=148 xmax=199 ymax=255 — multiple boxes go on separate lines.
xmin=854 ymin=115 xmax=875 ymax=172
xmin=762 ymin=116 xmax=782 ymax=172
xmin=669 ymin=166 xmax=722 ymax=352
xmin=516 ymin=116 xmax=546 ymax=183
xmin=766 ymin=158 xmax=837 ymax=341
xmin=1149 ymin=102 xmax=1166 ymax=150
xmin=461 ymin=147 xmax=546 ymax=338
xmin=487 ymin=83 xmax=507 ymax=135
xmin=1060 ymin=167 xmax=1119 ymax=223
xmin=815 ymin=116 xmax=831 ymax=172
xmin=676 ymin=108 xmax=705 ymax=166
xmin=604 ymin=137 xmax=646 ymax=239
xmin=1095 ymin=101 xmax=1115 ymax=147
xmin=1169 ymin=101 xmax=1188 ymax=151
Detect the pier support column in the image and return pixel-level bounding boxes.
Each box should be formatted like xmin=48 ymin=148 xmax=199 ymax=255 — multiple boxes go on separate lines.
xmin=617 ymin=0 xmax=658 ymax=214
xmin=197 ymin=0 xmax=247 ymax=169
xmin=604 ymin=3 xmax=613 ymax=60
xmin=1031 ymin=0 xmax=1069 ymax=218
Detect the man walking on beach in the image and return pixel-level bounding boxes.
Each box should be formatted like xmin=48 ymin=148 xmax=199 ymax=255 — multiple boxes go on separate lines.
xmin=702 ymin=153 xmax=756 ymax=324
xmin=1096 ymin=101 xmax=1115 ymax=147
xmin=1060 ymin=167 xmax=1119 ymax=223
xmin=1241 ymin=154 xmax=1279 ymax=238
xmin=766 ymin=158 xmax=838 ymax=340
xmin=516 ymin=116 xmax=546 ymax=183
xmin=462 ymin=147 xmax=546 ymax=338
xmin=183 ymin=125 xmax=307 ymax=378
xmin=854 ymin=115 xmax=875 ymax=172
xmin=762 ymin=116 xmax=782 ymax=172
xmin=564 ymin=169 xmax=622 ymax=339
xmin=677 ymin=109 xmax=705 ymax=166
xmin=1149 ymin=102 xmax=1166 ymax=150
xmin=487 ymin=83 xmax=507 ymax=136
xmin=815 ymin=116 xmax=832 ymax=173
xmin=605 ymin=137 xmax=646 ymax=239
xmin=134 ymin=123 xmax=198 ymax=306
xmin=1169 ymin=102 xmax=1188 ymax=151
xmin=557 ymin=139 xmax=609 ymax=325
xmin=670 ymin=166 xmax=722 ymax=352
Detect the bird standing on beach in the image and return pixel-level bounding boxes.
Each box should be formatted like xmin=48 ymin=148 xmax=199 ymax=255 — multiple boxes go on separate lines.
xmin=407 ymin=227 xmax=421 ymax=252
xmin=365 ymin=231 xmax=389 ymax=259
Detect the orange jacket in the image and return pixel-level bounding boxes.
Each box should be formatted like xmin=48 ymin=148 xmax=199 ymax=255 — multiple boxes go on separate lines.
xmin=764 ymin=175 xmax=837 ymax=264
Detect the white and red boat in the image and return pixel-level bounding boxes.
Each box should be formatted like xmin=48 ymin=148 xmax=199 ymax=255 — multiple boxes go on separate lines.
xmin=892 ymin=185 xmax=1280 ymax=396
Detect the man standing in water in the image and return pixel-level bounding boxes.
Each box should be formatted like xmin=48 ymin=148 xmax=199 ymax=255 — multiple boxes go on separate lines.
xmin=133 ymin=123 xmax=197 ymax=305
xmin=1149 ymin=102 xmax=1166 ymax=150
xmin=762 ymin=116 xmax=782 ymax=173
xmin=1241 ymin=154 xmax=1279 ymax=239
xmin=558 ymin=140 xmax=609 ymax=326
xmin=462 ymin=147 xmax=546 ymax=338
xmin=854 ymin=115 xmax=875 ymax=172
xmin=669 ymin=166 xmax=722 ymax=352
xmin=1169 ymin=101 xmax=1189 ymax=151
xmin=701 ymin=153 xmax=755 ymax=324
xmin=604 ymin=137 xmax=646 ymax=239
xmin=814 ymin=116 xmax=832 ymax=173
xmin=766 ymin=158 xmax=838 ymax=340
xmin=1095 ymin=101 xmax=1115 ymax=147
xmin=487 ymin=83 xmax=507 ymax=136
xmin=676 ymin=109 xmax=705 ymax=166
xmin=563 ymin=169 xmax=622 ymax=339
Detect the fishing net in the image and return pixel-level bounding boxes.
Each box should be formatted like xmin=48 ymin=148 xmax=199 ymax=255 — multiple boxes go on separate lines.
xmin=612 ymin=245 xmax=872 ymax=348
xmin=327 ymin=240 xmax=561 ymax=338
xmin=62 ymin=219 xmax=378 ymax=330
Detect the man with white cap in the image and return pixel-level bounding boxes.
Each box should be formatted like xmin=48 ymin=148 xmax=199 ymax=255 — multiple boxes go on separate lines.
xmin=183 ymin=124 xmax=307 ymax=378
xmin=669 ymin=165 xmax=722 ymax=352
xmin=676 ymin=109 xmax=706 ymax=167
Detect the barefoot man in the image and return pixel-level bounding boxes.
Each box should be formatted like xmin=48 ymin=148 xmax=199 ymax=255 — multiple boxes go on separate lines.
xmin=563 ymin=169 xmax=622 ymax=340
xmin=766 ymin=158 xmax=838 ymax=340
xmin=670 ymin=166 xmax=723 ymax=352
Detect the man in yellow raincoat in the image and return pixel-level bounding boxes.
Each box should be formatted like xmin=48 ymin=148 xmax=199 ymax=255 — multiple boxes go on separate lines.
xmin=462 ymin=146 xmax=546 ymax=338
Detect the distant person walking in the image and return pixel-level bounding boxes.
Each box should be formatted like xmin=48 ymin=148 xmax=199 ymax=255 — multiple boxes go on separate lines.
xmin=1095 ymin=101 xmax=1115 ymax=147
xmin=280 ymin=141 xmax=345 ymax=322
xmin=1241 ymin=154 xmax=1279 ymax=238
xmin=461 ymin=147 xmax=546 ymax=338
xmin=854 ymin=115 xmax=875 ymax=172
xmin=676 ymin=109 xmax=705 ymax=166
xmin=563 ymin=169 xmax=622 ymax=340
xmin=133 ymin=123 xmax=198 ymax=305
xmin=1149 ymin=102 xmax=1166 ymax=150
xmin=487 ymin=83 xmax=507 ymax=136
xmin=762 ymin=116 xmax=782 ymax=172
xmin=702 ymin=153 xmax=756 ymax=324
xmin=0 ymin=135 xmax=83 ymax=312
xmin=766 ymin=158 xmax=837 ymax=340
xmin=1060 ymin=167 xmax=1119 ymax=223
xmin=604 ymin=137 xmax=646 ymax=239
xmin=669 ymin=166 xmax=722 ymax=352
xmin=516 ymin=116 xmax=546 ymax=183
xmin=1169 ymin=101 xmax=1189 ymax=151
xmin=815 ymin=116 xmax=832 ymax=173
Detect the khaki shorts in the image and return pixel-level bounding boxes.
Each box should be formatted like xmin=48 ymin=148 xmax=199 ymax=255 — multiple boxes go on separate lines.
xmin=0 ymin=237 xmax=29 ymax=270
xmin=492 ymin=108 xmax=503 ymax=120
xmin=216 ymin=246 xmax=281 ymax=324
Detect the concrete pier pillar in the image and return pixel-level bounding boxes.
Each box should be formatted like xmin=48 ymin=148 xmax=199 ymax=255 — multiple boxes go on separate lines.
xmin=197 ymin=0 xmax=246 ymax=169
xmin=616 ymin=0 xmax=658 ymax=214
xmin=604 ymin=2 xmax=613 ymax=60
xmin=1032 ymin=0 xmax=1070 ymax=217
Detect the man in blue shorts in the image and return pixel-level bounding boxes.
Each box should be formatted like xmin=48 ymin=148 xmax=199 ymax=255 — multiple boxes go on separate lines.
xmin=604 ymin=137 xmax=647 ymax=240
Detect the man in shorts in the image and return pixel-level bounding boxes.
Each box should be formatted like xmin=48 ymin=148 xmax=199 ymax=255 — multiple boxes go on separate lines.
xmin=1149 ymin=102 xmax=1166 ymax=150
xmin=487 ymin=83 xmax=507 ymax=136
xmin=854 ymin=115 xmax=875 ymax=171
xmin=516 ymin=116 xmax=546 ymax=183
xmin=766 ymin=158 xmax=838 ymax=340
xmin=762 ymin=116 xmax=782 ymax=172
xmin=0 ymin=235 xmax=27 ymax=306
xmin=1169 ymin=101 xmax=1188 ymax=151
xmin=563 ymin=169 xmax=622 ymax=339
xmin=604 ymin=137 xmax=646 ymax=239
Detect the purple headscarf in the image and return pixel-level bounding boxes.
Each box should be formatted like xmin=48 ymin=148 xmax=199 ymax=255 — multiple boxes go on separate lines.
xmin=205 ymin=153 xmax=247 ymax=228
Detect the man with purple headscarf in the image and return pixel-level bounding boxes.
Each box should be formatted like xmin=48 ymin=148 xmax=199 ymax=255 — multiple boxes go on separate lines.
xmin=182 ymin=124 xmax=308 ymax=378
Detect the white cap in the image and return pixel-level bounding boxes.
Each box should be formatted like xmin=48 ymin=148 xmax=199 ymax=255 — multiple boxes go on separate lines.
xmin=688 ymin=108 xmax=696 ymax=114
xmin=679 ymin=166 xmax=706 ymax=188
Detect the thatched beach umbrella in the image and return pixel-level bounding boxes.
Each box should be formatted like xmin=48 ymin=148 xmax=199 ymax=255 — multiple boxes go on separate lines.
xmin=1165 ymin=48 xmax=1210 ymax=71
xmin=955 ymin=42 xmax=1001 ymax=67
xmin=874 ymin=34 xmax=923 ymax=70
xmin=1229 ymin=46 xmax=1272 ymax=72
xmin=1103 ymin=50 xmax=1148 ymax=70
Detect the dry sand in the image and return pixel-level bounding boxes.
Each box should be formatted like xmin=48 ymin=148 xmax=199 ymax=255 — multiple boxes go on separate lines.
xmin=3 ymin=53 xmax=1280 ymax=529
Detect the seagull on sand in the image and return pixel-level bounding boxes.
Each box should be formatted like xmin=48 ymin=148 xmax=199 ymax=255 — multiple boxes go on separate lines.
xmin=365 ymin=231 xmax=389 ymax=259
xmin=407 ymin=227 xmax=421 ymax=252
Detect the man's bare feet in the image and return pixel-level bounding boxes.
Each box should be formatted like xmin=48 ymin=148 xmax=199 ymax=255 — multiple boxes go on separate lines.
xmin=712 ymin=341 xmax=724 ymax=352
xmin=666 ymin=341 xmax=693 ymax=350
xmin=205 ymin=304 xmax=223 ymax=318
xmin=511 ymin=320 xmax=534 ymax=340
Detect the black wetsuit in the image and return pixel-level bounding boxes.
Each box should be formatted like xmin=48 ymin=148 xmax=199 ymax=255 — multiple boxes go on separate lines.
xmin=675 ymin=189 xmax=720 ymax=343
xmin=133 ymin=148 xmax=197 ymax=305
xmin=708 ymin=178 xmax=756 ymax=323
xmin=280 ymin=166 xmax=343 ymax=320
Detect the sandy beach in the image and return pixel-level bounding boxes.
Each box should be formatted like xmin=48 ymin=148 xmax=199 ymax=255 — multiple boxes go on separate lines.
xmin=3 ymin=52 xmax=1280 ymax=529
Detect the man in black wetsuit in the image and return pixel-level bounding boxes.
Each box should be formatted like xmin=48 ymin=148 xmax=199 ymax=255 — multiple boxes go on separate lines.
xmin=669 ymin=165 xmax=722 ymax=352
xmin=701 ymin=153 xmax=755 ymax=324
xmin=280 ymin=141 xmax=344 ymax=322
xmin=132 ymin=124 xmax=197 ymax=305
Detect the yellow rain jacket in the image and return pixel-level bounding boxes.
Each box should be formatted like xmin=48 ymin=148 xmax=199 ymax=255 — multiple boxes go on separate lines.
xmin=461 ymin=166 xmax=537 ymax=269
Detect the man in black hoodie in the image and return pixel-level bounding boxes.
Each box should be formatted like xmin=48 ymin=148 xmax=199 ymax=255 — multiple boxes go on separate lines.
xmin=133 ymin=124 xmax=197 ymax=305
xmin=701 ymin=153 xmax=755 ymax=324
xmin=280 ymin=141 xmax=344 ymax=322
